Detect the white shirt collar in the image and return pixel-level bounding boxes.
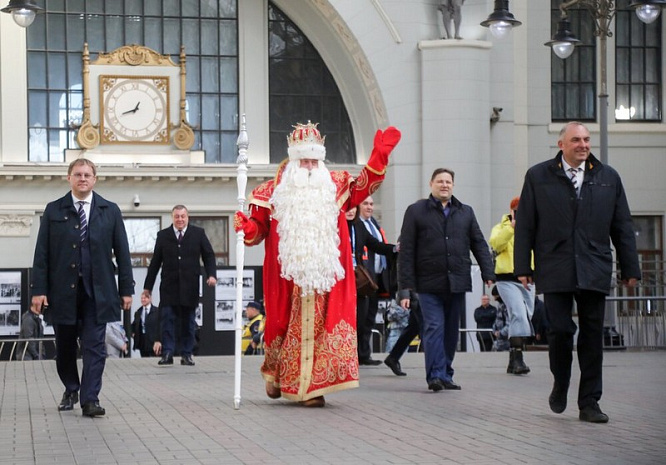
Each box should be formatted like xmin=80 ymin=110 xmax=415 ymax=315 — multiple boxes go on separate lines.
xmin=72 ymin=192 xmax=93 ymax=205
xmin=562 ymin=158 xmax=585 ymax=174
xmin=173 ymin=226 xmax=188 ymax=236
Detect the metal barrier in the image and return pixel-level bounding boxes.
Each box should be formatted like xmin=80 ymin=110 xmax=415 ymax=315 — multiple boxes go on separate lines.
xmin=606 ymin=296 xmax=666 ymax=349
xmin=0 ymin=337 xmax=56 ymax=361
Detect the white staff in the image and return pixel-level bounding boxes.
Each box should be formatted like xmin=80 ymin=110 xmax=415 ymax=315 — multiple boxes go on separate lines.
xmin=233 ymin=114 xmax=249 ymax=409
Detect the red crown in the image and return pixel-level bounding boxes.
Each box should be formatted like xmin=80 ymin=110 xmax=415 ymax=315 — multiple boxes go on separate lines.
xmin=287 ymin=121 xmax=326 ymax=160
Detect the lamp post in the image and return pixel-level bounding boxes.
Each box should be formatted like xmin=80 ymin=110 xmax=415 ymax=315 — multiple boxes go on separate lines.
xmin=1 ymin=0 xmax=43 ymax=27
xmin=481 ymin=0 xmax=666 ymax=165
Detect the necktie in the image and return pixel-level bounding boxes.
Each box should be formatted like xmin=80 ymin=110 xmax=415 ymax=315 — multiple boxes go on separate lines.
xmin=178 ymin=230 xmax=183 ymax=243
xmin=77 ymin=201 xmax=87 ymax=242
xmin=568 ymin=168 xmax=580 ymax=196
xmin=365 ymin=220 xmax=386 ymax=273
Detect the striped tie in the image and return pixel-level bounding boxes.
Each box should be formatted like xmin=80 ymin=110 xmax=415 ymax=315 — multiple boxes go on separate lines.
xmin=568 ymin=168 xmax=580 ymax=196
xmin=77 ymin=201 xmax=87 ymax=242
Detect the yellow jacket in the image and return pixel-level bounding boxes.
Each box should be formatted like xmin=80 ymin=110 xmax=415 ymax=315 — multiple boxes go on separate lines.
xmin=489 ymin=214 xmax=516 ymax=275
xmin=490 ymin=214 xmax=532 ymax=275
xmin=242 ymin=314 xmax=265 ymax=353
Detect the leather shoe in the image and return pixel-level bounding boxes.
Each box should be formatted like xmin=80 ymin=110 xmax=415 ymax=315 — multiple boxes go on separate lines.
xmin=549 ymin=383 xmax=568 ymax=414
xmin=359 ymin=358 xmax=382 ymax=366
xmin=266 ymin=382 xmax=281 ymax=399
xmin=58 ymin=391 xmax=78 ymax=411
xmin=428 ymin=378 xmax=445 ymax=392
xmin=442 ymin=380 xmax=462 ymax=390
xmin=180 ymin=355 xmax=195 ymax=366
xmin=384 ymin=356 xmax=406 ymax=376
xmin=158 ymin=352 xmax=173 ymax=366
xmin=82 ymin=401 xmax=106 ymax=417
xmin=299 ymin=396 xmax=325 ymax=407
xmin=579 ymin=403 xmax=609 ymax=423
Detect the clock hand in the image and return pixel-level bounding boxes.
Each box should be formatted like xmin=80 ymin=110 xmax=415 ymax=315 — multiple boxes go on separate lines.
xmin=121 ymin=102 xmax=141 ymax=115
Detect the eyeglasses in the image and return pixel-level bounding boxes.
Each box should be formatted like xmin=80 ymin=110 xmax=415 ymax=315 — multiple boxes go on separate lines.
xmin=70 ymin=173 xmax=95 ymax=179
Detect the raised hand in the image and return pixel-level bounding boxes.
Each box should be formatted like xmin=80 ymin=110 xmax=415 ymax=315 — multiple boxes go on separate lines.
xmin=368 ymin=126 xmax=402 ymax=170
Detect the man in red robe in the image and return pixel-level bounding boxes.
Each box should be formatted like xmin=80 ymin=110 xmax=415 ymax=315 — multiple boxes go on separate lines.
xmin=234 ymin=121 xmax=401 ymax=407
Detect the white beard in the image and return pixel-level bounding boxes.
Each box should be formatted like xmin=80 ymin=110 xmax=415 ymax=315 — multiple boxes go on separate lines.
xmin=271 ymin=160 xmax=345 ymax=296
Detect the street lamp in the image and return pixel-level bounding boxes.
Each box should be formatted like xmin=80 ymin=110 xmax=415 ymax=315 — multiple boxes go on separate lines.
xmin=1 ymin=0 xmax=43 ymax=27
xmin=480 ymin=0 xmax=522 ymax=39
xmin=544 ymin=0 xmax=665 ymax=164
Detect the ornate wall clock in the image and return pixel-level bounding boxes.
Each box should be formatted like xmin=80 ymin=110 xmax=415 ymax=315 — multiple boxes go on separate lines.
xmin=76 ymin=43 xmax=195 ymax=150
xmin=100 ymin=75 xmax=169 ymax=144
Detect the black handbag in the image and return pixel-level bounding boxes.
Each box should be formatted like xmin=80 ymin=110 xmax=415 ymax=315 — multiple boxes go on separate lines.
xmin=355 ymin=264 xmax=378 ymax=296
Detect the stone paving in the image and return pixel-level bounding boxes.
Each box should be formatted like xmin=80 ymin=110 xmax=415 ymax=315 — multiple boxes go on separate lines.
xmin=1 ymin=350 xmax=665 ymax=465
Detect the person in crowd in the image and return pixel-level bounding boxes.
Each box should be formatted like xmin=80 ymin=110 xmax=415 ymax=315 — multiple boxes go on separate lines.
xmin=131 ymin=290 xmax=161 ymax=357
xmin=348 ymin=204 xmax=396 ymax=365
xmin=473 ymin=294 xmax=497 ymax=352
xmin=531 ymin=295 xmax=549 ymax=345
xmin=242 ymin=301 xmax=265 ymax=355
xmin=385 ymin=298 xmax=410 ymax=353
xmin=514 ymin=121 xmax=640 ymax=423
xmin=234 ymin=121 xmax=401 ymax=407
xmin=105 ymin=321 xmax=128 ymax=358
xmin=491 ymin=286 xmax=510 ymax=352
xmin=144 ymin=205 xmax=217 ymax=367
xmin=356 ymin=196 xmax=392 ymax=364
xmin=490 ymin=196 xmax=535 ymax=374
xmin=30 ymin=158 xmax=134 ymax=417
xmin=399 ymin=168 xmax=495 ymax=391
xmin=17 ymin=309 xmax=44 ymax=360
xmin=383 ymin=291 xmax=422 ymax=377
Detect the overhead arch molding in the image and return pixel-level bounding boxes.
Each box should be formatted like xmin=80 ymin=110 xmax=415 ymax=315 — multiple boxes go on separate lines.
xmin=271 ymin=0 xmax=388 ymax=162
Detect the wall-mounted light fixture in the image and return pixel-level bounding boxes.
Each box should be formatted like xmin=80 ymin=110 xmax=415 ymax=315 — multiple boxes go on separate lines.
xmin=480 ymin=0 xmax=522 ymax=39
xmin=1 ymin=0 xmax=43 ymax=27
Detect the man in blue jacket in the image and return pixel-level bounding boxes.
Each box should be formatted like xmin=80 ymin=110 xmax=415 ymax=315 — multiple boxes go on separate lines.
xmin=31 ymin=158 xmax=134 ymax=417
xmin=514 ymin=121 xmax=640 ymax=423
xmin=399 ymin=168 xmax=495 ymax=392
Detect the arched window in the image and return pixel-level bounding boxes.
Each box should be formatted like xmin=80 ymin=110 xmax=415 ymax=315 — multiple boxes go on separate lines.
xmin=268 ymin=3 xmax=355 ymax=164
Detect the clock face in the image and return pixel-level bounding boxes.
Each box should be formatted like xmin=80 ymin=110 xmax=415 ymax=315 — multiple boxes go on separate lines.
xmin=100 ymin=75 xmax=170 ymax=144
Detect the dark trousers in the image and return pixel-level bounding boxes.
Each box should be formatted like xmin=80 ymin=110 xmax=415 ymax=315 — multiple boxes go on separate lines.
xmin=54 ymin=285 xmax=106 ymax=406
xmin=161 ymin=305 xmax=196 ymax=356
xmin=388 ymin=299 xmax=423 ymax=360
xmin=544 ymin=291 xmax=606 ymax=409
xmin=419 ymin=292 xmax=464 ymax=383
xmin=357 ymin=293 xmax=380 ymax=361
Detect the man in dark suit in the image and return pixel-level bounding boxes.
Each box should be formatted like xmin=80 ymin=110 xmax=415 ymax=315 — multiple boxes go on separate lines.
xmin=144 ymin=205 xmax=217 ymax=367
xmin=131 ymin=290 xmax=161 ymax=357
xmin=356 ymin=196 xmax=393 ymax=365
xmin=346 ymin=206 xmax=396 ymax=365
xmin=31 ymin=158 xmax=134 ymax=417
xmin=515 ymin=121 xmax=640 ymax=423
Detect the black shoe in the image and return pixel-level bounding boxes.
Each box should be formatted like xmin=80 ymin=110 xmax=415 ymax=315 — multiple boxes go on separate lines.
xmin=158 ymin=352 xmax=173 ymax=366
xmin=428 ymin=378 xmax=445 ymax=392
xmin=180 ymin=355 xmax=195 ymax=366
xmin=549 ymin=383 xmax=568 ymax=414
xmin=58 ymin=391 xmax=78 ymax=411
xmin=384 ymin=356 xmax=406 ymax=376
xmin=82 ymin=401 xmax=106 ymax=417
xmin=442 ymin=380 xmax=462 ymax=390
xmin=579 ymin=403 xmax=609 ymax=423
xmin=359 ymin=358 xmax=382 ymax=366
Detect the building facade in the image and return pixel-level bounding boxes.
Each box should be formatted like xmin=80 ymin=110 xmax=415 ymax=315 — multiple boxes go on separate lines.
xmin=0 ymin=0 xmax=664 ymax=285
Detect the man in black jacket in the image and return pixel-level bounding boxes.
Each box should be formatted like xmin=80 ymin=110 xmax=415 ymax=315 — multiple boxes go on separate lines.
xmin=399 ymin=168 xmax=495 ymax=392
xmin=131 ymin=290 xmax=161 ymax=357
xmin=514 ymin=121 xmax=640 ymax=423
xmin=144 ymin=205 xmax=217 ymax=367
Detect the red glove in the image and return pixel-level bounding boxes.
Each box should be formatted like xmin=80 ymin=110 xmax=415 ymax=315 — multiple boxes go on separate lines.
xmin=367 ymin=126 xmax=401 ymax=171
xmin=233 ymin=211 xmax=257 ymax=236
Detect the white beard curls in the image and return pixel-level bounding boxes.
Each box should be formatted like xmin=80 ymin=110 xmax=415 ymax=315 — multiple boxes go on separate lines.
xmin=271 ymin=160 xmax=345 ymax=296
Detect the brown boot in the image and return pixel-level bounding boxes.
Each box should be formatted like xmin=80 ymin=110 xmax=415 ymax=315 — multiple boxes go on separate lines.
xmin=266 ymin=382 xmax=281 ymax=399
xmin=299 ymin=396 xmax=325 ymax=407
